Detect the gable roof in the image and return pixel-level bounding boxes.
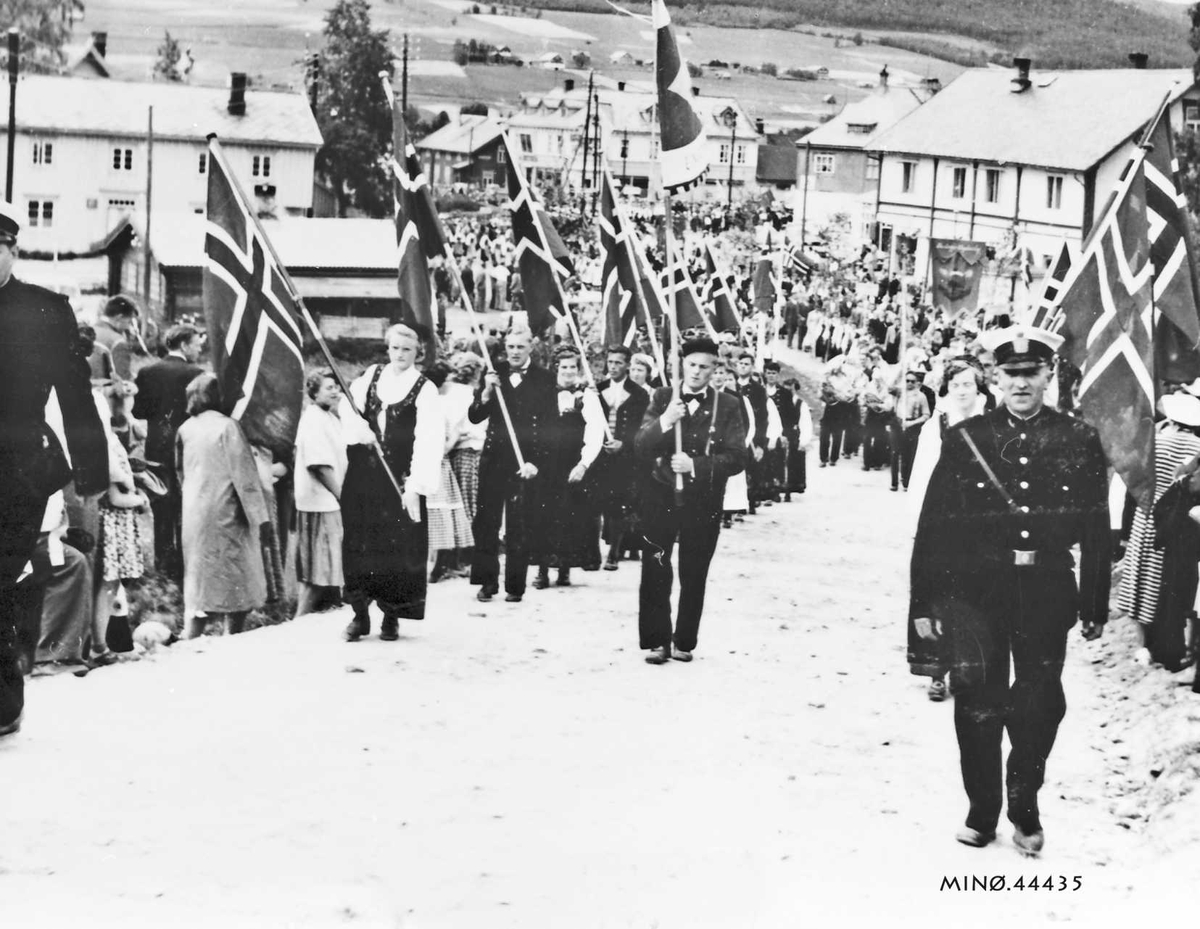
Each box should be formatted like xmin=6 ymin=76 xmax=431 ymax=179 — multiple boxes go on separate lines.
xmin=869 ymin=67 xmax=1195 ymax=172
xmin=414 ymin=116 xmax=503 ymax=155
xmin=2 ymin=75 xmax=322 ymax=148
xmin=801 ymin=85 xmax=928 ymax=152
xmin=756 ymin=144 xmax=798 ymax=184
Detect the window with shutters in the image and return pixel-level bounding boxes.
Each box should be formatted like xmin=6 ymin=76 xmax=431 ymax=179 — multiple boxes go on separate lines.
xmin=252 ymin=154 xmax=272 ymax=177
xmin=199 ymin=152 xmax=207 ymax=174
xmin=32 ymin=140 xmax=53 ymax=166
xmin=112 ymin=147 xmax=133 ymax=171
xmin=1046 ymin=174 xmax=1064 ymax=210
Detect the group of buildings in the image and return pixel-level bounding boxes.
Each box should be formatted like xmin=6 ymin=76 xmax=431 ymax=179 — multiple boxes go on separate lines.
xmin=4 ymin=30 xmax=1198 ymax=328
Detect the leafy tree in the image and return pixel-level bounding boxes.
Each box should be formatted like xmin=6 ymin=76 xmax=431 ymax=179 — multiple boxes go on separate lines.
xmin=461 ymin=101 xmax=488 ymax=116
xmin=0 ymin=0 xmax=75 ymax=73
xmin=314 ymin=0 xmax=394 ymax=217
xmin=154 ymin=30 xmax=182 ymax=81
xmin=571 ymin=50 xmax=590 ymax=68
xmin=760 ymin=61 xmax=777 ymax=77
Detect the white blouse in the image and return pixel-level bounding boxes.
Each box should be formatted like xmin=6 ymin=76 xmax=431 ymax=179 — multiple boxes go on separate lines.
xmin=339 ymin=364 xmax=443 ymax=498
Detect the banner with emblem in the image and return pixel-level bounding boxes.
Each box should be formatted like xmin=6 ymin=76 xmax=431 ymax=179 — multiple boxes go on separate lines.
xmin=929 ymin=239 xmax=987 ymax=317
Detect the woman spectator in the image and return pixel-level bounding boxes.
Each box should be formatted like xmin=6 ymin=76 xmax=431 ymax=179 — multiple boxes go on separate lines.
xmin=905 ymin=354 xmax=986 ymax=701
xmin=1119 ymin=391 xmax=1200 ymax=670
xmin=530 ymin=347 xmax=605 ymax=588
xmin=425 ymin=361 xmax=475 ymax=584
xmin=339 ymin=324 xmax=442 ymax=642
xmin=629 ymin=353 xmax=658 ymax=390
xmin=176 ymin=374 xmax=268 ymax=639
xmin=292 ymin=369 xmax=347 ymax=621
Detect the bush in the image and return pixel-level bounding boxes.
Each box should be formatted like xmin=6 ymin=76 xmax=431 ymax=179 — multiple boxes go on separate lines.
xmin=686 ymin=61 xmax=703 ymax=78
xmin=471 ymin=3 xmax=480 ymax=11
xmin=760 ymin=61 xmax=778 ymax=77
xmin=852 ymin=31 xmax=864 ymax=46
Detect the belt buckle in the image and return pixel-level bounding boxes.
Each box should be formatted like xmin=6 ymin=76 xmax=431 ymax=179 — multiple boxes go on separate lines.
xmin=1013 ymin=550 xmax=1037 ymax=567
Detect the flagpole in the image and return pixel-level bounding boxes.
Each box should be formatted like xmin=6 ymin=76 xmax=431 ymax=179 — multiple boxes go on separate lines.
xmin=665 ymin=196 xmax=685 ymax=507
xmin=206 ymin=135 xmax=407 ymax=507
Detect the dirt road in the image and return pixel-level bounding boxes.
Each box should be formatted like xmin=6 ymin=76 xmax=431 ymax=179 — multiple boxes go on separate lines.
xmin=1 ymin=412 xmax=1190 ymax=927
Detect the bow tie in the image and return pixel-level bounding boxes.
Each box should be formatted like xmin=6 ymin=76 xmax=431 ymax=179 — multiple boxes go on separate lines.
xmin=682 ymin=391 xmax=706 ymax=402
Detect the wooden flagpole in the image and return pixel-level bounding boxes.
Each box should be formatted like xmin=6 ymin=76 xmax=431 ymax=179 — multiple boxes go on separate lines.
xmin=206 ymin=135 xmax=406 ymax=506
xmin=664 ymin=196 xmax=685 ymax=506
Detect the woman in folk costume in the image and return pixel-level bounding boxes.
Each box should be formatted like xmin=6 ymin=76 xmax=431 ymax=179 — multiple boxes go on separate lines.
xmin=905 ymin=355 xmax=987 ymax=701
xmin=424 ymin=361 xmax=476 ymax=584
xmin=339 ymin=324 xmax=443 ymax=643
xmin=530 ymin=347 xmax=606 ymax=588
xmin=1119 ymin=391 xmax=1200 ymax=671
xmin=175 ymin=374 xmax=268 ymax=639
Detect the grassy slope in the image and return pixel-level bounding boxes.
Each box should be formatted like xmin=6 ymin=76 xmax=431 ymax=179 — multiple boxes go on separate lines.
xmin=519 ymin=0 xmax=1196 ymax=69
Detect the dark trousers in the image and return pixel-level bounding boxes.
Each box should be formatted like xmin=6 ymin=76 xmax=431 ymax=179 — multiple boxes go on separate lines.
xmin=842 ymin=402 xmax=862 ymax=455
xmin=790 ymin=448 xmax=807 ymax=492
xmin=471 ymin=469 xmax=535 ymax=596
xmin=0 ymin=485 xmax=49 ymax=727
xmin=898 ymin=423 xmax=922 ymax=490
xmin=863 ymin=410 xmax=890 ymax=469
xmin=819 ymin=402 xmax=849 ymax=464
xmin=150 ymin=486 xmax=184 ymax=582
xmin=942 ymin=567 xmax=1074 ymax=834
xmin=638 ymin=499 xmax=722 ymax=653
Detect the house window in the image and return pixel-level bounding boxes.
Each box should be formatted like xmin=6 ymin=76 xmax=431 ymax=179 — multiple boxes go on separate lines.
xmin=1046 ymin=174 xmax=1064 ymax=210
xmin=813 ymin=154 xmax=835 ymax=175
xmin=32 ymin=140 xmax=53 ymax=165
xmin=252 ymin=155 xmax=272 ymax=178
xmin=112 ymin=147 xmax=133 ymax=170
xmin=199 ymin=153 xmax=207 ymax=174
xmin=984 ymin=168 xmax=1000 ymax=203
xmin=718 ymin=143 xmax=730 ymax=165
xmin=950 ymin=166 xmax=967 ymax=199
xmin=497 ymin=147 xmax=506 ymax=164
xmin=901 ymin=161 xmax=916 ymax=194
xmin=866 ymin=156 xmax=880 ymax=181
xmin=735 ymin=145 xmax=746 ymax=165
xmin=519 ymin=133 xmax=533 ymax=154
xmin=108 ymin=198 xmax=136 ymax=210
xmin=1185 ymin=100 xmax=1200 ymax=133
xmin=26 ymin=200 xmax=52 ymax=228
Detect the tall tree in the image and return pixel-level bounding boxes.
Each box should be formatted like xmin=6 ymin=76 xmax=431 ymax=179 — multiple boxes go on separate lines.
xmin=0 ymin=0 xmax=75 ymax=73
xmin=154 ymin=30 xmax=182 ymax=82
xmin=314 ymin=0 xmax=394 ymax=217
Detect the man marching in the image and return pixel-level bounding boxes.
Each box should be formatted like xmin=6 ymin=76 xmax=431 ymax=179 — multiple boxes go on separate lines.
xmin=635 ymin=338 xmax=747 ymax=664
xmin=909 ymin=324 xmax=1110 ymax=857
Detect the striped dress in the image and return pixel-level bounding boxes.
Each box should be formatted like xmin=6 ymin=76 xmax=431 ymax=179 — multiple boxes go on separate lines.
xmin=1117 ymin=428 xmax=1200 ymax=625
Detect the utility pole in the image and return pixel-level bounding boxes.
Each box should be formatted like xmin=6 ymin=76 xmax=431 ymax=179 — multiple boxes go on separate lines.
xmin=143 ymin=106 xmax=154 ymax=315
xmin=621 ymin=128 xmax=628 ymax=184
xmin=725 ymin=112 xmax=737 ymax=213
xmin=6 ymin=29 xmax=18 ymax=203
xmin=591 ymin=89 xmax=601 ymax=215
xmin=579 ymin=70 xmax=594 ymax=213
xmin=401 ymin=33 xmax=409 ymax=116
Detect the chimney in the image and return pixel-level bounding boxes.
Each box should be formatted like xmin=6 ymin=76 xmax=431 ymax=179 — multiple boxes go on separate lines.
xmin=691 ymin=86 xmax=700 ymax=97
xmin=564 ymin=77 xmax=575 ymax=92
xmin=617 ymin=80 xmax=626 ymax=92
xmin=1129 ymin=51 xmax=1149 ymax=70
xmin=755 ymin=117 xmax=764 ymax=134
xmin=879 ymin=65 xmax=889 ymax=90
xmin=91 ymin=31 xmax=107 ymax=58
xmin=1010 ymin=57 xmax=1032 ymax=94
xmin=228 ymin=72 xmax=247 ymax=116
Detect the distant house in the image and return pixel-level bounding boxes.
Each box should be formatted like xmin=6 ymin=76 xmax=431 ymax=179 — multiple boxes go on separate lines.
xmin=535 ymin=52 xmax=565 ymax=71
xmin=103 ymin=215 xmax=403 ymax=336
xmin=64 ymin=31 xmax=111 ymax=79
xmin=414 ymin=116 xmax=506 ymax=189
xmin=609 ymin=50 xmax=633 ymax=65
xmin=869 ymin=60 xmax=1200 ymax=275
xmin=1 ymin=73 xmax=321 ymax=258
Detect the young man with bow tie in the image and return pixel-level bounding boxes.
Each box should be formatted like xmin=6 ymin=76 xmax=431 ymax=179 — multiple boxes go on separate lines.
xmin=635 ymin=338 xmax=747 ymax=665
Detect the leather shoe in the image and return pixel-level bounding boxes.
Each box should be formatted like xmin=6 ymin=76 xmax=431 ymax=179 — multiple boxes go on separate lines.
xmin=1012 ymin=825 xmax=1044 ymax=857
xmin=603 ymin=560 xmax=618 ymax=571
xmin=379 ymin=617 xmax=399 ymax=641
xmin=955 ymin=826 xmax=996 ymax=847
xmin=0 ymin=712 xmax=22 ymax=738
xmin=505 ymin=593 xmax=523 ymax=602
xmin=670 ymin=648 xmax=693 ymax=662
xmin=343 ymin=616 xmax=369 ymax=641
xmin=644 ymin=646 xmax=670 ymax=665
xmin=477 ymin=585 xmax=498 ymax=602
xmin=532 ymin=572 xmax=550 ymax=590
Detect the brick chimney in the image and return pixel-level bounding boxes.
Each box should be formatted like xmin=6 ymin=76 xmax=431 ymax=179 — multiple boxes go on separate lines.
xmin=1010 ymin=57 xmax=1032 ymax=94
xmin=755 ymin=117 xmax=764 ymax=134
xmin=691 ymin=86 xmax=700 ymax=97
xmin=91 ymin=31 xmax=107 ymax=58
xmin=228 ymin=72 xmax=247 ymax=116
xmin=564 ymin=77 xmax=575 ymax=92
xmin=1129 ymin=52 xmax=1149 ymax=69
xmin=617 ymin=80 xmax=626 ymax=92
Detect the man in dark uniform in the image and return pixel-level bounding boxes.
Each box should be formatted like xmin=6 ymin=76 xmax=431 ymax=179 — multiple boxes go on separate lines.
xmin=733 ymin=351 xmax=768 ymax=509
xmin=469 ymin=327 xmax=556 ymax=603
xmin=910 ymin=324 xmax=1110 ymax=857
xmin=763 ymin=360 xmax=797 ymax=501
xmin=0 ymin=202 xmax=108 ymax=737
xmin=595 ymin=344 xmax=650 ymax=570
xmin=132 ymin=323 xmax=204 ymax=580
xmin=636 ymin=337 xmax=747 ymax=664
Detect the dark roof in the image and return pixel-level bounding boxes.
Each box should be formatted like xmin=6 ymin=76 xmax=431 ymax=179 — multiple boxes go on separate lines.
xmin=756 ymin=144 xmax=798 ymax=184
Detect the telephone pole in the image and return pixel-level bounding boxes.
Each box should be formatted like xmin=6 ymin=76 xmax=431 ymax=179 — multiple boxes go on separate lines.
xmin=6 ymin=29 xmax=18 ymax=202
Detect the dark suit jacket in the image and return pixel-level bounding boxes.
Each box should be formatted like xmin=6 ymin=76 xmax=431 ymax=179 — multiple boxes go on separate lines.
xmin=468 ymin=362 xmax=557 ymax=478
xmin=0 ymin=276 xmax=108 ymax=497
xmin=635 ymin=385 xmax=747 ymax=517
xmin=595 ymin=376 xmax=650 ymax=496
xmin=766 ymin=385 xmax=798 ymax=437
xmin=736 ymin=376 xmax=769 ymax=447
xmin=133 ymin=355 xmax=205 ymax=469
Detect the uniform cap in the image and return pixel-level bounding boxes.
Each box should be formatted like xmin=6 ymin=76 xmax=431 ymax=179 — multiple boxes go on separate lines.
xmin=1160 ymin=392 xmax=1200 ymax=428
xmin=979 ymin=324 xmax=1063 ymax=371
xmin=0 ymin=201 xmax=20 ymax=242
xmin=681 ymin=336 xmax=719 ymax=358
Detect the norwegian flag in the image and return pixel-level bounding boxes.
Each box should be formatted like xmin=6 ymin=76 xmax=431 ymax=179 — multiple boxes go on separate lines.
xmin=701 ymin=239 xmax=741 ymax=333
xmin=600 ymin=171 xmax=641 ymax=345
xmin=390 ymin=110 xmax=441 ymax=359
xmin=660 ymin=236 xmax=715 ymax=335
xmin=1144 ymin=109 xmax=1200 ymax=383
xmin=784 ymin=244 xmax=813 ymax=278
xmin=202 ymin=137 xmax=307 ymax=458
xmin=653 ymin=0 xmax=707 ymax=192
xmin=505 ymin=138 xmax=574 ymax=333
xmin=1028 ymin=240 xmax=1075 ymax=331
xmin=1055 ymin=151 xmax=1156 ymax=507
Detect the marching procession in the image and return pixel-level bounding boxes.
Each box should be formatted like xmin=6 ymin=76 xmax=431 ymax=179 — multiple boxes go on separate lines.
xmin=5 ymin=0 xmax=1200 ymax=920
